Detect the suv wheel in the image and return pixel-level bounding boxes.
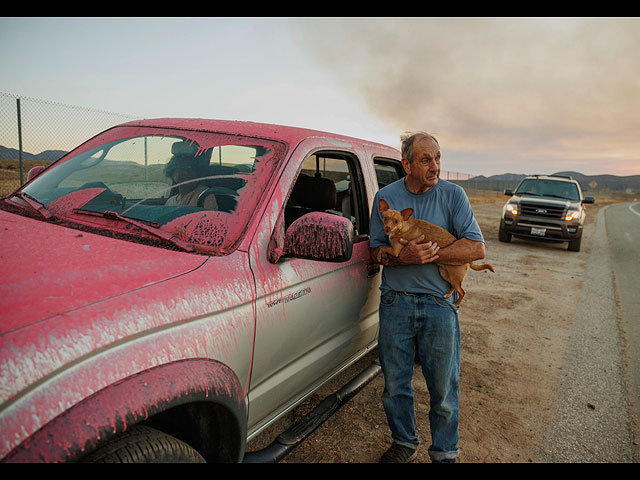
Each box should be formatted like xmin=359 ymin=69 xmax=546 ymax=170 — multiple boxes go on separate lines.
xmin=568 ymin=236 xmax=582 ymax=252
xmin=81 ymin=425 xmax=206 ymax=463
xmin=498 ymin=226 xmax=511 ymax=243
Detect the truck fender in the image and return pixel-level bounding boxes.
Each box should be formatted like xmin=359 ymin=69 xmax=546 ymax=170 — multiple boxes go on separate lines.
xmin=3 ymin=358 xmax=246 ymax=463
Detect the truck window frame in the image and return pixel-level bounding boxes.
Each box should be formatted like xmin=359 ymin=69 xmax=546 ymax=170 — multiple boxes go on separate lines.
xmin=287 ymin=150 xmax=369 ymax=238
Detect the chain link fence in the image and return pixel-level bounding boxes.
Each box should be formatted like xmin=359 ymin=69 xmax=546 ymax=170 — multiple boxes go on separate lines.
xmin=0 ymin=92 xmax=483 ymax=199
xmin=0 ymin=92 xmax=141 ymax=196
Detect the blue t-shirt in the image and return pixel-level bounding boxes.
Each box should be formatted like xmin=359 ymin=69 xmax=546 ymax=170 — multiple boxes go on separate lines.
xmin=370 ymin=178 xmax=484 ymax=300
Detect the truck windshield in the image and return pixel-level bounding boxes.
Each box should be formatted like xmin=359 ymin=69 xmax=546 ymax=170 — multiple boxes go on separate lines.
xmin=12 ymin=126 xmax=286 ymax=254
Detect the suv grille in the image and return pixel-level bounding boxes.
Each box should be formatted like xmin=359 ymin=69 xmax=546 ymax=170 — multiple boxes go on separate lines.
xmin=520 ymin=202 xmax=565 ymax=219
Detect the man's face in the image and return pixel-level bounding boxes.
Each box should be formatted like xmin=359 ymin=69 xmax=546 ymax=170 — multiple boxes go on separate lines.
xmin=172 ymin=164 xmax=199 ymax=184
xmin=170 ymin=162 xmax=203 ymax=193
xmin=402 ymin=136 xmax=441 ymax=192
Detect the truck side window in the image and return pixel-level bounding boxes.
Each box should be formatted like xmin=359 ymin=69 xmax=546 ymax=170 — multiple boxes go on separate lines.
xmin=285 ymin=152 xmax=368 ymax=237
xmin=374 ymin=157 xmax=405 ymax=189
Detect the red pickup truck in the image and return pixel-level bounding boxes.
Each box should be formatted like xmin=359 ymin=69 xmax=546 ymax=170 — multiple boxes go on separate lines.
xmin=0 ymin=118 xmax=404 ymax=462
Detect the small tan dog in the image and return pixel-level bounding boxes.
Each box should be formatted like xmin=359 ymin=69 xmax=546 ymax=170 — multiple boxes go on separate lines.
xmin=377 ymin=198 xmax=494 ymax=306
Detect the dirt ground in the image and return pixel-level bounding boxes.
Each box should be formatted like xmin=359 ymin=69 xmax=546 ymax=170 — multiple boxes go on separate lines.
xmin=246 ymin=191 xmax=619 ymax=463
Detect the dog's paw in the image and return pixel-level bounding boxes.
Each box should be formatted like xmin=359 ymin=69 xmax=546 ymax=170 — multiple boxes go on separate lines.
xmin=376 ymin=250 xmax=388 ymax=264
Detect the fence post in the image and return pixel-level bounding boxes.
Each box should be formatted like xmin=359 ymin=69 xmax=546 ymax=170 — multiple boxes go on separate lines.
xmin=16 ymin=97 xmax=24 ymax=185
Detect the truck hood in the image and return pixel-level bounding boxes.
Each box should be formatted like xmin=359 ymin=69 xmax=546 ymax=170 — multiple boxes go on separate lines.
xmin=511 ymin=194 xmax=579 ymax=209
xmin=0 ymin=209 xmax=207 ymax=335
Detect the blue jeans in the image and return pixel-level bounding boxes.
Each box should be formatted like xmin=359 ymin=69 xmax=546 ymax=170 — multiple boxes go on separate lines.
xmin=378 ymin=290 xmax=460 ymax=462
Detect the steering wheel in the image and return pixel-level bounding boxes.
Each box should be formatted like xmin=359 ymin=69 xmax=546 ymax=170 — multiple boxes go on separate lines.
xmin=79 ymin=181 xmax=124 ymax=205
xmin=197 ymin=187 xmax=238 ymax=212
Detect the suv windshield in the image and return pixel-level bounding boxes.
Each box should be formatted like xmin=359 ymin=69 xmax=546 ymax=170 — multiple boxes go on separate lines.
xmin=515 ymin=178 xmax=580 ymax=201
xmin=9 ymin=126 xmax=286 ymax=254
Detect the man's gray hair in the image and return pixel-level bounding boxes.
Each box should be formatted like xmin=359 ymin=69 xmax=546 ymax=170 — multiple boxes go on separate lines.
xmin=400 ymin=131 xmax=439 ymax=163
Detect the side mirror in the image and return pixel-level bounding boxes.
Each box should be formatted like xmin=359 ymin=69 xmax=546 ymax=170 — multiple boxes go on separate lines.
xmin=504 ymin=189 xmax=514 ymax=196
xmin=27 ymin=165 xmax=46 ymax=182
xmin=272 ymin=212 xmax=354 ymax=263
xmin=582 ymin=196 xmax=595 ymax=204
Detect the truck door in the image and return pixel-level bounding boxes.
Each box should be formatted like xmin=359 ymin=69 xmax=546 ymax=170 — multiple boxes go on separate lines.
xmin=246 ymin=142 xmax=379 ymax=434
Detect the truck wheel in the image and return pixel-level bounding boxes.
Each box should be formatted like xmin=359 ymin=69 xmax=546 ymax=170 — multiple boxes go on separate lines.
xmin=81 ymin=425 xmax=206 ymax=463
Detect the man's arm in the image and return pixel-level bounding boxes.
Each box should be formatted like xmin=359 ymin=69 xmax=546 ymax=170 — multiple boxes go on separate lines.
xmin=435 ymin=237 xmax=486 ymax=265
xmin=370 ymin=235 xmax=485 ymax=267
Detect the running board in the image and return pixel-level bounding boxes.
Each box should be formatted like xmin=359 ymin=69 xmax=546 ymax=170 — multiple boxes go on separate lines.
xmin=242 ymin=359 xmax=382 ymax=463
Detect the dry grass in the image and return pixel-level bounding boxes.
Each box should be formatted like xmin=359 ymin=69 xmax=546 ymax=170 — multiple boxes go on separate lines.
xmin=465 ymin=188 xmax=507 ymax=204
xmin=0 ymin=158 xmax=52 ymax=196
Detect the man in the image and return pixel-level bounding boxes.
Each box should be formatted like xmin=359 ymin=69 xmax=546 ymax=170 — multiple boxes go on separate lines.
xmin=369 ymin=132 xmax=486 ymax=463
xmin=164 ymin=142 xmax=218 ymax=210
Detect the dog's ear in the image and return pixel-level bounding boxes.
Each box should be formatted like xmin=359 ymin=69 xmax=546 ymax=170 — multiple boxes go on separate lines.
xmin=379 ymin=198 xmax=389 ymax=213
xmin=400 ymin=208 xmax=414 ymax=221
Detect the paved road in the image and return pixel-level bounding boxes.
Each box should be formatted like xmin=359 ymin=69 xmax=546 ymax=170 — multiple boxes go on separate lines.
xmin=606 ymin=201 xmax=640 ymax=456
xmin=540 ymin=203 xmax=639 ymax=463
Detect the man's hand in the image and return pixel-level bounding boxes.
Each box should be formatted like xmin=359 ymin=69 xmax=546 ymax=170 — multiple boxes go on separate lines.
xmin=370 ymin=235 xmax=440 ymax=266
xmin=397 ymin=234 xmax=440 ymax=265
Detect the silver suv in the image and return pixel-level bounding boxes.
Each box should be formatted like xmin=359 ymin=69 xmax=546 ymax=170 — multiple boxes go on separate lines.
xmin=498 ymin=175 xmax=595 ymax=251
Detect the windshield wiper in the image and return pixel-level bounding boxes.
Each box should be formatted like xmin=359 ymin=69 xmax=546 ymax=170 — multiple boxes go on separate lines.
xmin=73 ymin=208 xmax=195 ymax=253
xmin=543 ymin=194 xmax=575 ymax=200
xmin=11 ymin=191 xmax=54 ymax=219
xmin=102 ymin=210 xmax=196 ymax=253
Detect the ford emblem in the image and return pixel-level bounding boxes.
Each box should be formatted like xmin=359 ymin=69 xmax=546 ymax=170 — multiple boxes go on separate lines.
xmin=536 ymin=208 xmax=547 ymax=213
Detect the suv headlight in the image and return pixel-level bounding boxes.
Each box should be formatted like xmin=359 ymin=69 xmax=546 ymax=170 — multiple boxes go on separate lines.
xmin=565 ymin=209 xmax=580 ymax=221
xmin=505 ymin=204 xmax=518 ymax=216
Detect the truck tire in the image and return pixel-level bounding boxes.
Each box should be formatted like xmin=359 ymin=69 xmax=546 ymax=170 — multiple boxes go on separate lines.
xmin=81 ymin=425 xmax=206 ymax=463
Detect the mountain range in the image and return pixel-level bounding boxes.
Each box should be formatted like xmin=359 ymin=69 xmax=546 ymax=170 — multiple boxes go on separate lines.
xmin=0 ymin=145 xmax=67 ymax=162
xmin=1 ymin=145 xmax=638 ymax=193
xmin=469 ymin=171 xmax=640 ymax=193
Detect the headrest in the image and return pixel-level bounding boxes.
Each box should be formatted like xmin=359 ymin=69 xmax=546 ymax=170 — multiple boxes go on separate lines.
xmin=171 ymin=141 xmax=211 ymax=160
xmin=290 ymin=174 xmax=337 ymax=211
xmin=165 ymin=141 xmax=212 ymax=178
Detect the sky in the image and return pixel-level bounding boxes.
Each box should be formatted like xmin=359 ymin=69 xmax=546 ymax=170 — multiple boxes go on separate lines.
xmin=1 ymin=17 xmax=639 ymax=177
